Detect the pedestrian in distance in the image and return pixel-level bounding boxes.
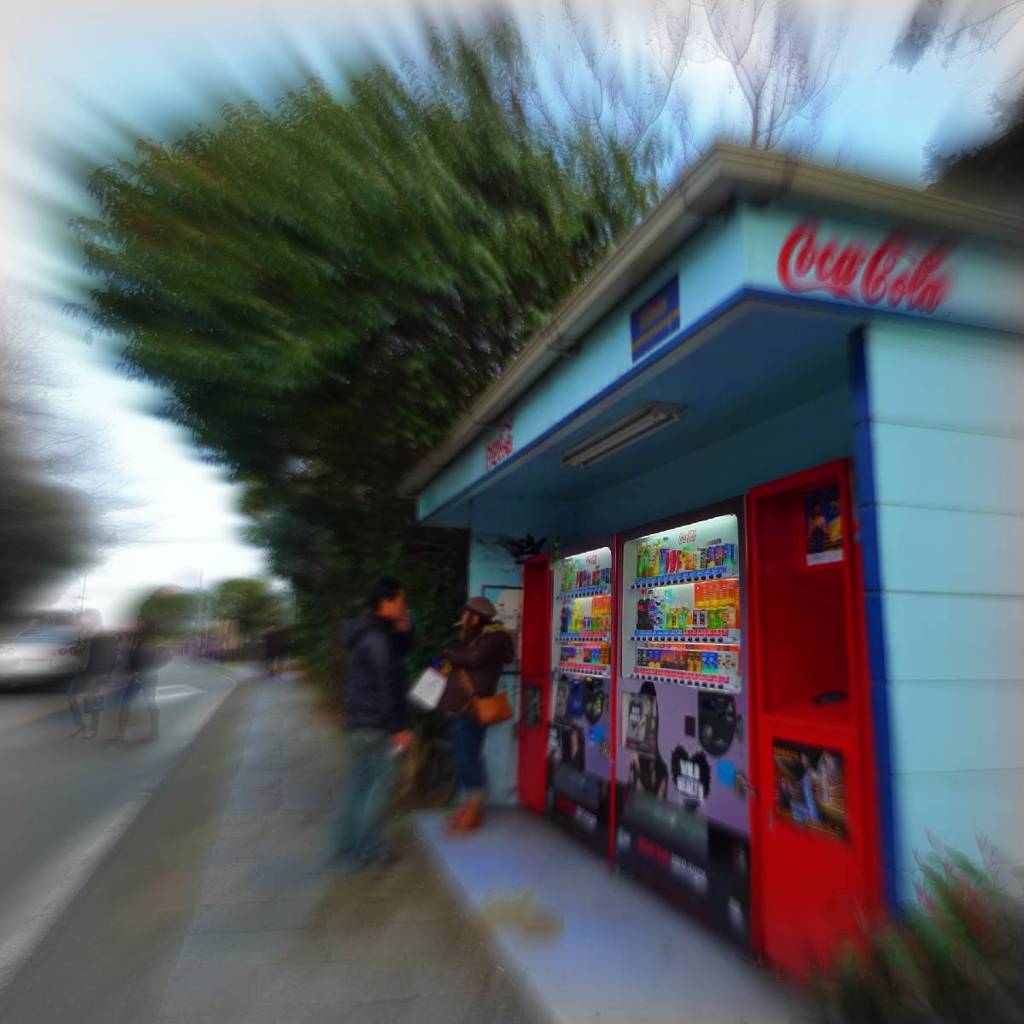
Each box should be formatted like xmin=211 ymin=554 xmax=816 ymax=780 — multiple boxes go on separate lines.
xmin=263 ymin=625 xmax=290 ymax=678
xmin=68 ymin=625 xmax=118 ymax=738
xmin=440 ymin=596 xmax=515 ymax=834
xmin=335 ymin=576 xmax=414 ymax=869
xmin=112 ymin=612 xmax=166 ymax=743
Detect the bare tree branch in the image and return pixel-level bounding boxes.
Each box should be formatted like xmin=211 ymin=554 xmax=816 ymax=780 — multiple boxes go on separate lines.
xmin=893 ymin=0 xmax=1024 ymax=72
xmin=699 ymin=0 xmax=847 ymax=153
xmin=536 ymin=0 xmax=697 ymax=181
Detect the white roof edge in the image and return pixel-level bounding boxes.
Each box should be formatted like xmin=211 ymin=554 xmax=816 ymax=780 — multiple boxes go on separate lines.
xmin=401 ymin=144 xmax=1023 ymax=498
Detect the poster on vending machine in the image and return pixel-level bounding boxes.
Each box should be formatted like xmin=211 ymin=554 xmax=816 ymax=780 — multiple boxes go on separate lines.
xmin=623 ymin=689 xmax=658 ymax=755
xmin=483 ymin=584 xmax=523 ymax=671
xmin=553 ymin=677 xmax=571 ymax=725
xmin=805 ymin=486 xmax=843 ymax=565
xmin=773 ymin=740 xmax=847 ymax=839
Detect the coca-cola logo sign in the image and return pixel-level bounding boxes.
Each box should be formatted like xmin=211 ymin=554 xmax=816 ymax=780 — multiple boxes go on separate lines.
xmin=485 ymin=421 xmax=514 ymax=471
xmin=777 ymin=220 xmax=952 ymax=314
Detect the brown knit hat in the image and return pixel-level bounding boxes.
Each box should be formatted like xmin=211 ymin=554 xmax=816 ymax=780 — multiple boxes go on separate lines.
xmin=464 ymin=596 xmax=497 ymax=621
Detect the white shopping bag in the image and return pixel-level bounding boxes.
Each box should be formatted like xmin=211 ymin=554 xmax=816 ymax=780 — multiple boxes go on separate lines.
xmin=408 ymin=666 xmax=448 ymax=711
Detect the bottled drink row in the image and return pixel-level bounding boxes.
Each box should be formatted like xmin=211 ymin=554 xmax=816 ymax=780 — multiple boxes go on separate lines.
xmin=560 ymin=563 xmax=612 ymax=592
xmin=559 ymin=642 xmax=612 ymax=667
xmin=635 ymin=537 xmax=737 ymax=579
xmin=635 ymin=581 xmax=740 ymax=633
xmin=635 ymin=644 xmax=738 ymax=676
xmin=560 ymin=594 xmax=612 ymax=635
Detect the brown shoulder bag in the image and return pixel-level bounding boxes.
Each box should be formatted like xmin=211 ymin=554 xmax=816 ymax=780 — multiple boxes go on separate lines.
xmin=457 ymin=668 xmax=514 ymax=726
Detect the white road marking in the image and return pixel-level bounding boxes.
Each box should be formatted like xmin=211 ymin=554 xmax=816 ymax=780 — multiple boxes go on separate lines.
xmin=0 ymin=798 xmax=149 ymax=987
xmin=0 ymin=672 xmax=238 ymax=994
xmin=154 ymin=684 xmax=201 ymax=703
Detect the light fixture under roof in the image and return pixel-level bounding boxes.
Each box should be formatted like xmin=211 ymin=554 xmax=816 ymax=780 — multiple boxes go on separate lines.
xmin=562 ymin=402 xmax=685 ymax=468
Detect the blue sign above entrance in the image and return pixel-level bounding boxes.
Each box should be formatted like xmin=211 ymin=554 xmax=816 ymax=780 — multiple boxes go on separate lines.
xmin=631 ymin=277 xmax=680 ymax=362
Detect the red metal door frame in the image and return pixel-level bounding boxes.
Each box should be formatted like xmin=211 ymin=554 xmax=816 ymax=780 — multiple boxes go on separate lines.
xmin=517 ymin=554 xmax=552 ymax=814
xmin=746 ymin=457 xmax=881 ymax=971
xmin=608 ymin=532 xmax=622 ymax=862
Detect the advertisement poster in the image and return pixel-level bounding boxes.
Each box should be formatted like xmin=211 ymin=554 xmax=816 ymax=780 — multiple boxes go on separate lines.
xmin=805 ymin=485 xmax=843 ymax=565
xmin=773 ymin=740 xmax=847 ymax=840
xmin=524 ymin=684 xmax=542 ymax=727
xmin=553 ymin=677 xmax=571 ymax=724
xmin=623 ymin=690 xmax=658 ymax=755
xmin=484 ymin=421 xmax=514 ymax=471
xmin=617 ymin=681 xmax=749 ymax=836
xmin=552 ymin=676 xmax=611 ymax=772
xmin=483 ymin=584 xmax=522 ymax=671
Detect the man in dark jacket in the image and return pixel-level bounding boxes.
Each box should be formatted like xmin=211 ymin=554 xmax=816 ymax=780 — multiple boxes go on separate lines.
xmin=335 ymin=576 xmax=414 ymax=867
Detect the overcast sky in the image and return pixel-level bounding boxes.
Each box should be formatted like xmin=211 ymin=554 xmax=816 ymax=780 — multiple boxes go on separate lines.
xmin=1 ymin=0 xmax=1019 ymax=625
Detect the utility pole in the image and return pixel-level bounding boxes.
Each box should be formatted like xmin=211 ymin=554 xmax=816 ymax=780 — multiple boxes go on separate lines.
xmin=197 ymin=569 xmax=205 ymax=655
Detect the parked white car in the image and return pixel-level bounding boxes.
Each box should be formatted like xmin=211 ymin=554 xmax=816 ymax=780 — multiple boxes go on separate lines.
xmin=0 ymin=625 xmax=90 ymax=688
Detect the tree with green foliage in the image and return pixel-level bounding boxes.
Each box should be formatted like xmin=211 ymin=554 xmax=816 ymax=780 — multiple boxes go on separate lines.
xmin=68 ymin=19 xmax=655 ymax=679
xmin=138 ymin=587 xmax=200 ymax=642
xmin=211 ymin=578 xmax=282 ymax=643
xmin=928 ymin=94 xmax=1024 ymax=215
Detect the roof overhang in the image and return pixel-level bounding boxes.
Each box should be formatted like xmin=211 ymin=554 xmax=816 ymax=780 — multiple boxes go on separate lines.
xmin=400 ymin=143 xmax=1023 ymax=499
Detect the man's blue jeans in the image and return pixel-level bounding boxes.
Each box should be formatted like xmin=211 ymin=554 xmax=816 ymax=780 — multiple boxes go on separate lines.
xmin=336 ymin=729 xmax=397 ymax=860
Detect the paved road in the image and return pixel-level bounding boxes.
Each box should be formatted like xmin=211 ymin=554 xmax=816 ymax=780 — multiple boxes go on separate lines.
xmin=0 ymin=658 xmax=242 ymax=989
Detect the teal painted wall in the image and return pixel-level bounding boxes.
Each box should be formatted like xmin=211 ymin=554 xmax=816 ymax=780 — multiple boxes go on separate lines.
xmin=465 ymin=532 xmax=523 ymax=806
xmin=863 ymin=320 xmax=1024 ymax=899
xmin=577 ymin=386 xmax=853 ymax=537
xmin=463 ymin=500 xmax=579 ymax=805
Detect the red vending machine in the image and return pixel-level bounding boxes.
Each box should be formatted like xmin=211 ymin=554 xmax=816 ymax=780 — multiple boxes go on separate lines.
xmin=544 ymin=545 xmax=617 ymax=853
xmin=615 ymin=507 xmax=753 ymax=944
xmin=748 ymin=460 xmax=880 ymax=978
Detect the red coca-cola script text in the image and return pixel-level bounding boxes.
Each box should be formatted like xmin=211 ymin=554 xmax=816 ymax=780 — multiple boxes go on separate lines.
xmin=485 ymin=422 xmax=514 ymax=471
xmin=777 ymin=221 xmax=952 ymax=314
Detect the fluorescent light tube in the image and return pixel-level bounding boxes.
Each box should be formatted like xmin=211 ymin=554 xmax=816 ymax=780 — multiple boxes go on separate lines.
xmin=562 ymin=402 xmax=684 ymax=468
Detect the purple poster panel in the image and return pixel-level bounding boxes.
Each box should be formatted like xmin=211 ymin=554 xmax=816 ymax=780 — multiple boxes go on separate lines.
xmin=617 ymin=678 xmax=750 ymax=836
xmin=550 ymin=674 xmax=613 ymax=782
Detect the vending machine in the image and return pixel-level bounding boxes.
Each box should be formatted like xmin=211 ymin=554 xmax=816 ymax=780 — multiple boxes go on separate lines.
xmin=615 ymin=507 xmax=753 ymax=944
xmin=545 ymin=545 xmax=616 ymax=852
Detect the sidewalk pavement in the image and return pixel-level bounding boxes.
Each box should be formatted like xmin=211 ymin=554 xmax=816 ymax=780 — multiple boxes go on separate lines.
xmin=154 ymin=672 xmax=804 ymax=1024
xmin=417 ymin=812 xmax=807 ymax=1024
xmin=155 ymin=674 xmax=541 ymax=1024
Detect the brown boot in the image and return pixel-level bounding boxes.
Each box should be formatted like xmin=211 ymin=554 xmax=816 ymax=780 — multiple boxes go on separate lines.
xmin=445 ymin=802 xmax=471 ymax=832
xmin=449 ymin=798 xmax=484 ymax=833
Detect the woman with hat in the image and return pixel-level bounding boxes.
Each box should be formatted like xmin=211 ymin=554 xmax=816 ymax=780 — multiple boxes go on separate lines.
xmin=440 ymin=595 xmax=515 ymax=833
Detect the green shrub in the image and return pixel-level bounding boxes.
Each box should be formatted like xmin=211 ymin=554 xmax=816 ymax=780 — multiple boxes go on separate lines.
xmin=814 ymin=837 xmax=1024 ymax=1023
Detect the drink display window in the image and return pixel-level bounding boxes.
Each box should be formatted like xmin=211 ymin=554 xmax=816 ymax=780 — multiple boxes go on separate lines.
xmin=547 ymin=546 xmax=615 ymax=844
xmin=621 ymin=514 xmax=742 ymax=694
xmin=616 ymin=512 xmax=752 ymax=944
